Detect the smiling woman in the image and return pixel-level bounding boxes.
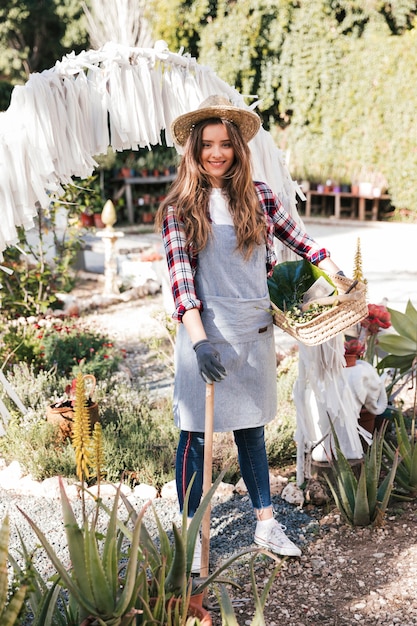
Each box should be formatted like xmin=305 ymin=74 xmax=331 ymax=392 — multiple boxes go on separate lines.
xmin=154 ymin=95 xmax=342 ymax=567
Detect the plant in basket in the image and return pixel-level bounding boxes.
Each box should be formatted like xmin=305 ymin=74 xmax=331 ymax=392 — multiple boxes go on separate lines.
xmin=267 ymin=259 xmax=367 ymax=346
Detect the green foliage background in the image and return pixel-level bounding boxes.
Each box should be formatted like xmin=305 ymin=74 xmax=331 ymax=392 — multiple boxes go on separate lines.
xmin=147 ymin=0 xmax=417 ymax=216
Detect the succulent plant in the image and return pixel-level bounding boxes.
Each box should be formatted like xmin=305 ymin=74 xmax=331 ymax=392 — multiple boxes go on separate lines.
xmin=384 ymin=408 xmax=417 ymax=500
xmin=325 ymin=420 xmax=399 ymax=526
xmin=0 ymin=515 xmax=27 ymax=626
xmin=215 ymin=553 xmax=282 ymax=626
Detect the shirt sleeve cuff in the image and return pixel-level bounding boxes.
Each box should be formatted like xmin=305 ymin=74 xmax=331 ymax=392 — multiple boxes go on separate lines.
xmin=173 ymin=300 xmax=203 ymax=322
xmin=309 ymin=248 xmax=330 ymax=265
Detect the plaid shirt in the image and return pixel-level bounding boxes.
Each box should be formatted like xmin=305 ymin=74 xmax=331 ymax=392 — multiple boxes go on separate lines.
xmin=161 ymin=181 xmax=329 ymax=320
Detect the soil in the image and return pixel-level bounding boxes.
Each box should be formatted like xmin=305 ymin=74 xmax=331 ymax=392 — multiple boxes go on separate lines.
xmin=208 ymin=503 xmax=417 ymax=626
xmin=70 ymin=272 xmax=417 ymax=626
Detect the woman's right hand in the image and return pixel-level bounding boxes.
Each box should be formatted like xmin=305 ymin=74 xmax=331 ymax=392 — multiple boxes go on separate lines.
xmin=193 ymin=340 xmax=227 ymax=384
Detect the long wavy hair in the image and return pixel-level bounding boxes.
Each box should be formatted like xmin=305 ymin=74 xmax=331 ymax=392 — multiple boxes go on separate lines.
xmin=155 ymin=119 xmax=266 ymax=258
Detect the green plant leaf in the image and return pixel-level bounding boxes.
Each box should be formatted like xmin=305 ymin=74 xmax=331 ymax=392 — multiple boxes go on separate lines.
xmin=0 ymin=586 xmax=28 ymax=626
xmin=353 ymin=466 xmax=370 ymax=526
xmin=267 ymin=259 xmax=335 ymax=311
xmin=377 ymin=334 xmax=416 ymax=356
xmin=216 ymin=584 xmax=240 ymax=626
xmin=405 ymin=300 xmax=417 ymax=324
xmin=84 ymin=523 xmax=113 ymax=615
xmin=31 ymin=582 xmax=63 ymax=626
xmin=57 ymin=477 xmax=92 ymax=596
xmin=376 ymin=448 xmax=399 ymax=522
xmin=327 ymin=421 xmax=358 ymax=521
xmin=365 ymin=443 xmax=378 ymax=514
xmin=0 ymin=515 xmax=9 ymax=611
xmin=387 ymin=302 xmax=417 ymax=343
xmin=250 ymin=554 xmax=282 ymax=626
xmin=164 ymin=523 xmax=186 ymax=596
xmin=17 ymin=504 xmax=97 ymax=616
xmin=114 ymin=505 xmax=148 ymax=617
xmin=385 ymin=411 xmax=417 ymax=497
xmin=377 ymin=353 xmax=415 ymax=374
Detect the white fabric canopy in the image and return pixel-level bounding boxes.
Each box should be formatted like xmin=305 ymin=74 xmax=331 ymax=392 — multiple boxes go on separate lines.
xmin=0 ymin=40 xmax=302 ymax=261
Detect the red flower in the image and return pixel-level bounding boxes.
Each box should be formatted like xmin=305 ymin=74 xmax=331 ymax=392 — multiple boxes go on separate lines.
xmin=361 ymin=304 xmax=391 ymax=335
xmin=344 ymin=339 xmax=365 ymax=356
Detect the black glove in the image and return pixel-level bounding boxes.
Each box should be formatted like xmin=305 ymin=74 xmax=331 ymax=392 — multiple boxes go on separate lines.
xmin=193 ymin=340 xmax=227 ymax=384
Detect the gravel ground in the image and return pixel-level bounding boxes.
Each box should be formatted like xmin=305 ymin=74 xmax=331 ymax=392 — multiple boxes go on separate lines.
xmin=3 ymin=273 xmax=417 ymax=625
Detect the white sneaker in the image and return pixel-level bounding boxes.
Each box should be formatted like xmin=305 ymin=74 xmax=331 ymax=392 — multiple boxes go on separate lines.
xmin=191 ymin=532 xmax=201 ymax=574
xmin=254 ymin=519 xmax=302 ymax=557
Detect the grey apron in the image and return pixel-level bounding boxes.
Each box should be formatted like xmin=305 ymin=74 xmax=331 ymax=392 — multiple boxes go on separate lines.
xmin=173 ymin=224 xmax=277 ymax=432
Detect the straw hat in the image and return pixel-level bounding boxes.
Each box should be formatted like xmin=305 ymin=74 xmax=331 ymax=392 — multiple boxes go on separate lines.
xmin=171 ymin=95 xmax=261 ymax=147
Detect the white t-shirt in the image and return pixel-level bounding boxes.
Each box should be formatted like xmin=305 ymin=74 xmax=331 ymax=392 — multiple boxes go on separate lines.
xmin=209 ymin=188 xmax=233 ymax=225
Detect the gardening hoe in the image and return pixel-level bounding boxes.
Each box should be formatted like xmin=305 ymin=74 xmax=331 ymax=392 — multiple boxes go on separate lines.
xmin=201 ymin=382 xmax=214 ymax=580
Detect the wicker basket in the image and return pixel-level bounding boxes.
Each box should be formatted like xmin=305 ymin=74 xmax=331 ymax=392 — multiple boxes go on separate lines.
xmin=271 ymin=273 xmax=368 ymax=346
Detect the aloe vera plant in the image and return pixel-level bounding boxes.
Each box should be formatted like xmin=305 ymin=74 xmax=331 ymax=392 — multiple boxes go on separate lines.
xmin=215 ymin=553 xmax=283 ymax=626
xmin=0 ymin=515 xmax=27 ymax=626
xmin=9 ymin=529 xmax=78 ymax=626
xmin=18 ymin=479 xmax=147 ymax=626
xmin=384 ymin=408 xmax=417 ymax=499
xmin=325 ymin=421 xmax=399 ymax=526
xmin=114 ymin=469 xmax=268 ymax=625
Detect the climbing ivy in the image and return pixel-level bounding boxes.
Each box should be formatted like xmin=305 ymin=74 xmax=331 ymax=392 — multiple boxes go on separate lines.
xmin=146 ymin=0 xmax=417 ymax=217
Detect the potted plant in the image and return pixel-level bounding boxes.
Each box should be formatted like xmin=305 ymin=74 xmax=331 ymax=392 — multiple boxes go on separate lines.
xmin=46 ymin=373 xmax=99 ymax=441
xmin=343 ymin=338 xmax=365 ymax=367
xmin=18 ymin=471 xmax=269 ymax=625
xmin=80 ymin=207 xmax=95 ymax=227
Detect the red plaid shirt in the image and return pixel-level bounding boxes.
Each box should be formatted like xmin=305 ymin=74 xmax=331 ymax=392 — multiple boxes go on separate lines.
xmin=161 ymin=181 xmax=329 ymax=320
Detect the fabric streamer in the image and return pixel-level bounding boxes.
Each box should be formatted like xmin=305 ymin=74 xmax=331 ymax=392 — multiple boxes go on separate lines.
xmin=0 ymin=40 xmax=300 ymax=260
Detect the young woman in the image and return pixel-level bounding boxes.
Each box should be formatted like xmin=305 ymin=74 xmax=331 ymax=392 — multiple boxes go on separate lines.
xmin=155 ymin=96 xmax=341 ymax=567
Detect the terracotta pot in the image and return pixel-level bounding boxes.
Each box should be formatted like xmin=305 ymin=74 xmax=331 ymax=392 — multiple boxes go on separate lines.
xmin=46 ymin=402 xmax=99 ymax=441
xmin=186 ymin=599 xmax=212 ymax=625
xmin=80 ymin=212 xmax=94 ymax=227
xmin=142 ymin=212 xmax=154 ymax=224
xmin=93 ymin=213 xmax=105 ymax=229
xmin=46 ymin=374 xmax=99 ymax=441
xmin=79 ymin=598 xmax=211 ymax=626
xmin=165 ymin=597 xmax=212 ymax=626
xmin=120 ymin=167 xmax=131 ymax=178
xmin=344 ymin=354 xmax=358 ymax=367
xmin=358 ymin=408 xmax=376 ymax=434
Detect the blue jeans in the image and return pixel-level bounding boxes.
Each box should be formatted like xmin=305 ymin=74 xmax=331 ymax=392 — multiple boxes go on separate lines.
xmin=175 ymin=427 xmax=272 ymax=516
